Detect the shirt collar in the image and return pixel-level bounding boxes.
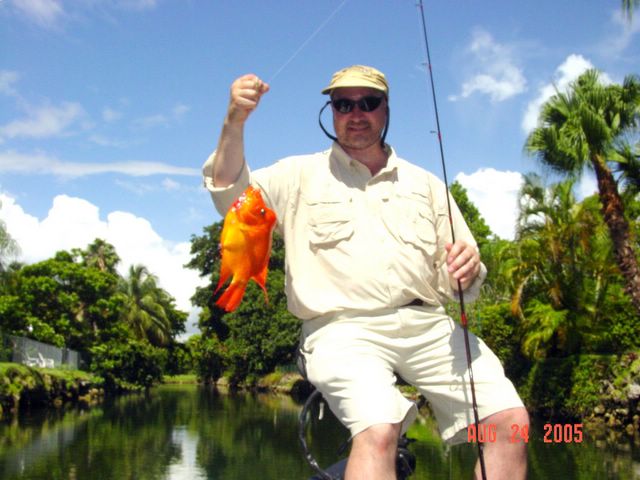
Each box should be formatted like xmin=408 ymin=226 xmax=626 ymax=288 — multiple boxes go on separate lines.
xmin=330 ymin=142 xmax=399 ymax=179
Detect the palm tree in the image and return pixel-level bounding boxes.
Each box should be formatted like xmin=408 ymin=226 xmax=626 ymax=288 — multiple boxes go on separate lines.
xmin=511 ymin=174 xmax=616 ymax=358
xmin=614 ymin=142 xmax=640 ymax=195
xmin=82 ymin=239 xmax=120 ymax=274
xmin=118 ymin=264 xmax=172 ymax=347
xmin=526 ymin=69 xmax=640 ymax=315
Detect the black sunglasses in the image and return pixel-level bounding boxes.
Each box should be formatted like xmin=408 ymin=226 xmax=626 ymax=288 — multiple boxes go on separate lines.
xmin=331 ymin=96 xmax=384 ymax=114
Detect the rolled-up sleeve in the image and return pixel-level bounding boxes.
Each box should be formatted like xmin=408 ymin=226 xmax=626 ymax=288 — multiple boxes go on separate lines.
xmin=202 ymin=151 xmax=251 ymax=216
xmin=431 ymin=177 xmax=487 ymax=304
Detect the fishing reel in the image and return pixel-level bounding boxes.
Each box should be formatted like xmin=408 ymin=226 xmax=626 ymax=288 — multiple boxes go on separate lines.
xmin=298 ymin=388 xmax=416 ymax=480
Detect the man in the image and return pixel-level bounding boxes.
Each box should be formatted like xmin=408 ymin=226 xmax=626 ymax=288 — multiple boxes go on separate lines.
xmin=203 ymin=65 xmax=528 ymax=480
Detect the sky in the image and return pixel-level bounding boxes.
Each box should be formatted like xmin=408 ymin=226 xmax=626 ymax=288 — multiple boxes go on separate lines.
xmin=1 ymin=0 xmax=639 ymax=339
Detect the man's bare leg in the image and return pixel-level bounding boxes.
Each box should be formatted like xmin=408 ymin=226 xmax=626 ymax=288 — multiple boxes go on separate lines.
xmin=474 ymin=407 xmax=529 ymax=480
xmin=345 ymin=423 xmax=402 ymax=480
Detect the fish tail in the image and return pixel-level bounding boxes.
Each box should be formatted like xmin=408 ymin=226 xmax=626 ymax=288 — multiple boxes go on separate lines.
xmin=215 ymin=281 xmax=247 ymax=312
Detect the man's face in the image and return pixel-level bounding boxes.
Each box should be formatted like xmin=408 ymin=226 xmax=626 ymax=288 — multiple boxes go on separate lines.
xmin=331 ymin=87 xmax=387 ymax=152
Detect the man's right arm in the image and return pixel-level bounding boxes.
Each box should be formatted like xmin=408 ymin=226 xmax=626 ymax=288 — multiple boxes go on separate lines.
xmin=212 ymin=74 xmax=269 ymax=187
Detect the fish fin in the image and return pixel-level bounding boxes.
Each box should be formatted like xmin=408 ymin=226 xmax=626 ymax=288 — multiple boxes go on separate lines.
xmin=214 ymin=261 xmax=232 ymax=294
xmin=215 ymin=281 xmax=247 ymax=312
xmin=254 ymin=266 xmax=269 ymax=304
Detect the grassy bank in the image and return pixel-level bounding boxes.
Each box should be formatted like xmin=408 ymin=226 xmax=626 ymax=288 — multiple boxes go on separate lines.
xmin=0 ymin=362 xmax=102 ymax=417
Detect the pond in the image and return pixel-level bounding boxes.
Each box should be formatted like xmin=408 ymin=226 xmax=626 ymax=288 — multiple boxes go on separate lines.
xmin=0 ymin=385 xmax=638 ymax=479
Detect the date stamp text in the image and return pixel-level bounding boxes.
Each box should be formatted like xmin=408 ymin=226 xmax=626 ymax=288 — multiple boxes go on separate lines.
xmin=467 ymin=423 xmax=583 ymax=444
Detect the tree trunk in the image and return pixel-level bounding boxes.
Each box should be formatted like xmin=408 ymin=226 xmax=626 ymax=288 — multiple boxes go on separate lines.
xmin=592 ymin=155 xmax=640 ymax=315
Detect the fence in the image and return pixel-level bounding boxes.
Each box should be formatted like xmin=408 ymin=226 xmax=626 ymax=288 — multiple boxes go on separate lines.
xmin=3 ymin=334 xmax=85 ymax=370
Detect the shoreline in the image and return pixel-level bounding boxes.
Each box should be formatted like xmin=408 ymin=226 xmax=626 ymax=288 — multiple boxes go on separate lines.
xmin=0 ymin=362 xmax=103 ymax=418
xmin=164 ymin=371 xmax=640 ymax=447
xmin=3 ymin=365 xmax=638 ymax=447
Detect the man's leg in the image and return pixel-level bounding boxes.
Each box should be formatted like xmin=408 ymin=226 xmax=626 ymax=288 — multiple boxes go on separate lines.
xmin=301 ymin=312 xmax=417 ymax=480
xmin=392 ymin=307 xmax=528 ymax=479
xmin=475 ymin=407 xmax=529 ymax=480
xmin=345 ymin=423 xmax=402 ymax=480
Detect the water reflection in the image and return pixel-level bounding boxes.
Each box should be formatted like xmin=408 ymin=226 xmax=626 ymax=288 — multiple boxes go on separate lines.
xmin=167 ymin=427 xmax=207 ymax=480
xmin=0 ymin=385 xmax=637 ymax=479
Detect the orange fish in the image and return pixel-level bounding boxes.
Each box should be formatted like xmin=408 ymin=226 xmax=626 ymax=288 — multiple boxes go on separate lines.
xmin=214 ymin=185 xmax=277 ymax=312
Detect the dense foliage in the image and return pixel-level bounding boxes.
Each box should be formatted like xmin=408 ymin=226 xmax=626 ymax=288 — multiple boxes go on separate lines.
xmin=0 ymin=239 xmax=187 ymax=392
xmin=526 ymin=69 xmax=640 ymax=314
xmin=186 ymin=225 xmax=301 ymax=386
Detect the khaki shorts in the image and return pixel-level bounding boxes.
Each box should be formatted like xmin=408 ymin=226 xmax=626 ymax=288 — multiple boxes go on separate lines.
xmin=299 ymin=304 xmax=524 ymax=444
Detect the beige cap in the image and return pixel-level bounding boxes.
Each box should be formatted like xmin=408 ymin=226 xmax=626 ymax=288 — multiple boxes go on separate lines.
xmin=321 ymin=65 xmax=389 ymax=97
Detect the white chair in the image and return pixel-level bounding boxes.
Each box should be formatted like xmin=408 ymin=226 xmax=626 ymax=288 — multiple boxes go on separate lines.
xmin=24 ymin=352 xmax=40 ymax=367
xmin=37 ymin=352 xmax=55 ymax=368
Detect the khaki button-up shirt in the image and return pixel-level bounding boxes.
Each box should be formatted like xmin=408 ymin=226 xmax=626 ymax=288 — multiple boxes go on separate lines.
xmin=203 ymin=143 xmax=486 ymax=320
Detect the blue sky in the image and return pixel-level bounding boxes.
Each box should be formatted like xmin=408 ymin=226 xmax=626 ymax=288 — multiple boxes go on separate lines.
xmin=1 ymin=0 xmax=638 ymax=336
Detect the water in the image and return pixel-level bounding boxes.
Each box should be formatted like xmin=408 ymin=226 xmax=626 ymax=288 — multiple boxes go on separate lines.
xmin=0 ymin=385 xmax=637 ymax=479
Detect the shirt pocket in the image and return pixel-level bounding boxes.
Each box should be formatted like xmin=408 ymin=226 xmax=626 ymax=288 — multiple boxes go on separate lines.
xmin=306 ymin=196 xmax=354 ymax=248
xmin=395 ymin=190 xmax=437 ymax=258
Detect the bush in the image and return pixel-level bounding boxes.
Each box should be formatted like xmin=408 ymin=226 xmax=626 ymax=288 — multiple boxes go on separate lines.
xmin=520 ymin=354 xmax=617 ymax=419
xmin=89 ymin=340 xmax=166 ymax=392
xmin=476 ymin=302 xmax=530 ymax=384
xmin=164 ymin=342 xmax=194 ymax=375
xmin=190 ymin=334 xmax=225 ymax=385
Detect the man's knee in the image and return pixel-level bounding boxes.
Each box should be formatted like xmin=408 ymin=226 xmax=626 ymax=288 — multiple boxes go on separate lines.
xmin=483 ymin=407 xmax=529 ymax=441
xmin=353 ymin=423 xmax=402 ymax=455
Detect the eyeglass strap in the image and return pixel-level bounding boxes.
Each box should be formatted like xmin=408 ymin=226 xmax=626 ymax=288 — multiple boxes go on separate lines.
xmin=318 ymin=101 xmax=338 ymax=143
xmin=318 ymin=101 xmax=390 ymax=148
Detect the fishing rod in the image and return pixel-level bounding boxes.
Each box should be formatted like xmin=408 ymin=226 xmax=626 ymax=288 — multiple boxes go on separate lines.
xmin=416 ymin=1 xmax=488 ymax=479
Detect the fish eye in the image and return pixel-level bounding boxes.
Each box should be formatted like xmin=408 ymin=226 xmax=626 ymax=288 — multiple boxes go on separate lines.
xmin=260 ymin=208 xmax=265 ymax=215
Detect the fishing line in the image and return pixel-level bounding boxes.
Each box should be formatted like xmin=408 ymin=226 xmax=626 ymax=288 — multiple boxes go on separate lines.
xmin=415 ymin=1 xmax=488 ymax=479
xmin=267 ymin=0 xmax=349 ymax=84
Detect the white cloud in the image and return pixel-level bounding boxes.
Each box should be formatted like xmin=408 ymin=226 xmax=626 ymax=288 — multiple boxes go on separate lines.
xmin=134 ymin=114 xmax=169 ymax=130
xmin=102 ymin=107 xmax=123 ymax=123
xmin=0 ymin=102 xmax=86 ymax=140
xmin=597 ymin=10 xmax=640 ymax=57
xmin=455 ymin=168 xmax=524 ymax=240
xmin=8 ymin=0 xmax=160 ymax=29
xmin=88 ymin=134 xmax=129 ymax=148
xmin=133 ymin=104 xmax=190 ymax=130
xmin=449 ymin=28 xmax=527 ymax=103
xmin=173 ymin=103 xmax=190 ymax=119
xmin=116 ymin=0 xmax=158 ymax=10
xmin=162 ymin=178 xmax=181 ymax=191
xmin=0 ymin=71 xmax=20 ymax=97
xmin=521 ymin=54 xmax=613 ymax=133
xmin=0 ymin=150 xmax=200 ymax=177
xmin=0 ymin=192 xmax=207 ymax=316
xmin=10 ymin=0 xmax=65 ymax=28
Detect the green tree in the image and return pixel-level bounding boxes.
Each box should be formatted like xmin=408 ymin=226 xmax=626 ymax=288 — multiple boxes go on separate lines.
xmin=526 ymin=69 xmax=640 ymax=314
xmin=90 ymin=338 xmax=167 ymax=391
xmin=510 ymin=174 xmax=621 ymax=358
xmin=118 ymin=265 xmax=175 ymax=347
xmin=0 ymin=207 xmax=19 ymax=274
xmin=0 ymin=250 xmax=122 ymax=349
xmin=73 ymin=238 xmax=120 ymax=274
xmin=187 ymin=223 xmax=300 ymax=385
xmin=449 ymin=181 xmax=493 ymax=248
xmin=614 ymin=141 xmax=640 ymax=195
